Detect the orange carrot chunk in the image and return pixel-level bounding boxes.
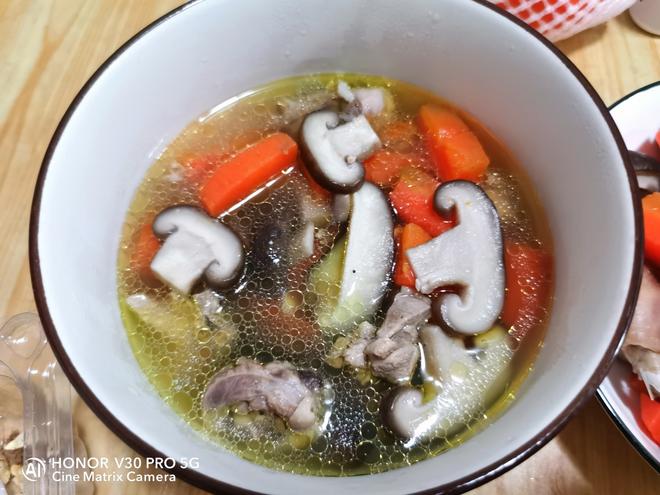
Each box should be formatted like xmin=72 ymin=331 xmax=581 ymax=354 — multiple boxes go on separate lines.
xmin=501 ymin=242 xmax=553 ymax=341
xmin=394 ymin=223 xmax=432 ymax=288
xmin=200 ymin=133 xmax=298 ymax=216
xmin=380 ymin=120 xmax=420 ymax=152
xmin=640 ymin=392 xmax=660 ymax=444
xmin=417 ymin=105 xmax=490 ymax=182
xmin=389 ymin=167 xmax=454 ymax=236
xmin=366 ymin=117 xmax=434 ymax=188
xmin=643 ymin=192 xmax=660 ymax=267
xmin=364 ymin=150 xmax=412 ymax=188
xmin=130 ymin=223 xmax=161 ymax=286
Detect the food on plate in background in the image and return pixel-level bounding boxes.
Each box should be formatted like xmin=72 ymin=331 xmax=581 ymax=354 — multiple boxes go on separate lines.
xmin=620 ymin=142 xmax=660 ymax=445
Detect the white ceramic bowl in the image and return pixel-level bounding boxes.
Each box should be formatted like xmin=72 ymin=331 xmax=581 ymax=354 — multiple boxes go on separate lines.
xmin=30 ymin=1 xmax=642 ymax=493
xmin=597 ymin=82 xmax=660 ymax=471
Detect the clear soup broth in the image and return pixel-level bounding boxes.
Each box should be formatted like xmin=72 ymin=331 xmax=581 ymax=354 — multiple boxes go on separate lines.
xmin=117 ymin=73 xmax=553 ymax=476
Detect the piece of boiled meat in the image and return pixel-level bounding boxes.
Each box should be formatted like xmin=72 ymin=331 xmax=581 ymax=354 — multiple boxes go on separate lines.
xmin=343 ymin=322 xmax=377 ymax=369
xmin=339 ymin=288 xmax=431 ymax=383
xmin=203 ymin=358 xmax=318 ymax=430
xmin=365 ymin=288 xmax=431 ymax=383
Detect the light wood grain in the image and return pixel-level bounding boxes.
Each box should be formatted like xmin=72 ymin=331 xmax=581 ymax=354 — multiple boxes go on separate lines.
xmin=0 ymin=1 xmax=658 ymax=494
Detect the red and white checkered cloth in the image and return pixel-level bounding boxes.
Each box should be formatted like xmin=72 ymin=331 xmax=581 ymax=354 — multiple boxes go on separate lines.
xmin=492 ymin=0 xmax=636 ymax=41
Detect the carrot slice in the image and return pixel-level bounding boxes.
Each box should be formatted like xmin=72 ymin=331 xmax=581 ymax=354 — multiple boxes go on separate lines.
xmin=417 ymin=105 xmax=489 ymax=182
xmin=501 ymin=242 xmax=553 ymax=341
xmin=394 ymin=223 xmax=432 ymax=288
xmin=200 ymin=133 xmax=298 ymax=216
xmin=366 ymin=117 xmax=433 ymax=188
xmin=380 ymin=120 xmax=420 ymax=152
xmin=389 ymin=167 xmax=454 ymax=236
xmin=640 ymin=392 xmax=660 ymax=444
xmin=643 ymin=192 xmax=660 ymax=266
xmin=130 ymin=223 xmax=161 ymax=286
xmin=364 ymin=150 xmax=412 ymax=188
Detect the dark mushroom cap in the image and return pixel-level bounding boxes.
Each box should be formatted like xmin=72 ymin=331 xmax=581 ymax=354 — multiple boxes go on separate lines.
xmin=151 ymin=205 xmax=245 ymax=291
xmin=629 ymin=150 xmax=660 ymax=173
xmin=300 ymin=110 xmax=381 ymax=194
xmin=151 ymin=204 xmax=205 ymax=240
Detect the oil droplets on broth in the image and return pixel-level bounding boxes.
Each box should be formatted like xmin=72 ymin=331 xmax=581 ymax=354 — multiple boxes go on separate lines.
xmin=117 ymin=73 xmax=553 ymax=476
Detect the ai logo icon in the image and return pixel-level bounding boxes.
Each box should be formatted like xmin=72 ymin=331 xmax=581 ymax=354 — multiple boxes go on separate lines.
xmin=22 ymin=457 xmax=46 ymax=482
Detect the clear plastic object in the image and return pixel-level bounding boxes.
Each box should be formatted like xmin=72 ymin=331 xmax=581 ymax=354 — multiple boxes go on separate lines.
xmin=0 ymin=313 xmax=81 ymax=495
xmin=492 ymin=0 xmax=636 ymax=41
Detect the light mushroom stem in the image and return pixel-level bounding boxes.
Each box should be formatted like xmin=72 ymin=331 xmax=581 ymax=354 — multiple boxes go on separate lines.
xmin=384 ymin=325 xmax=512 ymax=442
xmin=150 ymin=205 xmax=244 ymax=294
xmin=406 ymin=181 xmax=505 ymax=335
xmin=315 ymin=182 xmax=395 ymax=332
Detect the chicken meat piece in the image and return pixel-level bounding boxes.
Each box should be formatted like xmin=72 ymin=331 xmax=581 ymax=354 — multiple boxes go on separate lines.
xmin=335 ymin=288 xmax=431 ymax=382
xmin=622 ymin=266 xmax=660 ymax=398
xmin=203 ymin=358 xmax=318 ymax=430
xmin=366 ymin=335 xmax=420 ymax=384
xmin=371 ymin=288 xmax=432 ymax=340
xmin=343 ymin=322 xmax=377 ymax=369
xmin=623 ymin=347 xmax=660 ymax=399
xmin=365 ymin=288 xmax=430 ymax=383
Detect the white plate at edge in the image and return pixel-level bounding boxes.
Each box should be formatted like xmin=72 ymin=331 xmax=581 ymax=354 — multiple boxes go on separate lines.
xmin=597 ymin=81 xmax=660 ymax=472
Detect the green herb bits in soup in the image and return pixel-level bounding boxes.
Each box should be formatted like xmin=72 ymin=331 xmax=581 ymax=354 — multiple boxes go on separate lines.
xmin=117 ymin=73 xmax=554 ymax=476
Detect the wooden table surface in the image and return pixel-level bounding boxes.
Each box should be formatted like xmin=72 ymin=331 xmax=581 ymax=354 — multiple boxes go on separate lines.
xmin=1 ymin=1 xmax=659 ymax=494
